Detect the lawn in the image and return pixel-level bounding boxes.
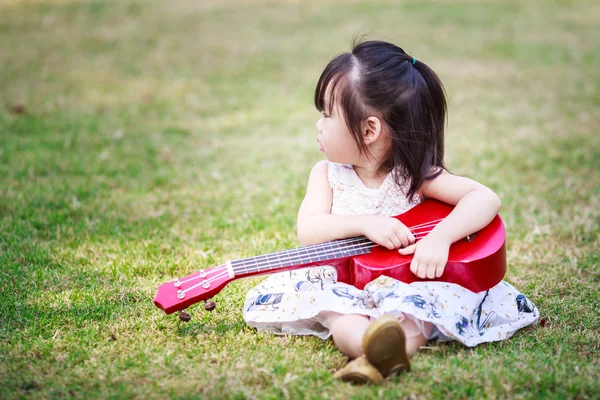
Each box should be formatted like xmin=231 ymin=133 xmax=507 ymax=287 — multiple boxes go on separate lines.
xmin=0 ymin=0 xmax=598 ymax=398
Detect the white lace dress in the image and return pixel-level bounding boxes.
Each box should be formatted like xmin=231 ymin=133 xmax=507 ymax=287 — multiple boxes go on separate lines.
xmin=243 ymin=163 xmax=539 ymax=347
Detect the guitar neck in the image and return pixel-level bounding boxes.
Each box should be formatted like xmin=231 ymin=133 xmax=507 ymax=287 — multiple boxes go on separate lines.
xmin=229 ymin=236 xmax=376 ymax=278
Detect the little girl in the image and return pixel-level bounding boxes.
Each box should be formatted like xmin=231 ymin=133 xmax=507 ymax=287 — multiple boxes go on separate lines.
xmin=243 ymin=40 xmax=539 ymax=384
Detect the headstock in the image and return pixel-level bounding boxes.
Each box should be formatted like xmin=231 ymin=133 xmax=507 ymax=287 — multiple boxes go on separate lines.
xmin=153 ymin=264 xmax=233 ymax=315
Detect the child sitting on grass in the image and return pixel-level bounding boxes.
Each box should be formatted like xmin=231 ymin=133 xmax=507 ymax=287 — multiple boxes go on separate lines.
xmin=243 ymin=39 xmax=539 ymax=384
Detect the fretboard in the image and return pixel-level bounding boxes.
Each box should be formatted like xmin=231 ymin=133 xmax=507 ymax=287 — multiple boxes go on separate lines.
xmin=229 ymin=236 xmax=375 ymax=277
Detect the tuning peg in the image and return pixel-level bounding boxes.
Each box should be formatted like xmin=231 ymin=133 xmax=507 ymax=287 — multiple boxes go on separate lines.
xmin=204 ymin=300 xmax=216 ymax=311
xmin=179 ymin=310 xmax=191 ymax=322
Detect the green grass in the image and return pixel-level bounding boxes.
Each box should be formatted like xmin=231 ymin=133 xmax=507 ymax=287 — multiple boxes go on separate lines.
xmin=1 ymin=0 xmax=599 ymax=398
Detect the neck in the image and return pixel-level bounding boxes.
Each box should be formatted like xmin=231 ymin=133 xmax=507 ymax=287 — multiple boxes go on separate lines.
xmin=353 ymin=153 xmax=390 ymax=188
xmin=230 ymin=237 xmax=376 ymax=277
xmin=352 ymin=133 xmax=392 ymax=186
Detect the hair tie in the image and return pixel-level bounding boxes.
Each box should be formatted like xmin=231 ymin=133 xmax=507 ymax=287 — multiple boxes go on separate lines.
xmin=412 ymin=58 xmax=417 ymax=65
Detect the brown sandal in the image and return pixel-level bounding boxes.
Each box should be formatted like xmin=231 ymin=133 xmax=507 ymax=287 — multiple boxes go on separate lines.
xmin=333 ymin=355 xmax=384 ymax=385
xmin=362 ymin=314 xmax=411 ymax=377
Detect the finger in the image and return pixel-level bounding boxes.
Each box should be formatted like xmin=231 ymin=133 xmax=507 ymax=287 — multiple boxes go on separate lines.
xmin=396 ymin=227 xmax=412 ymax=247
xmin=410 ymin=258 xmax=419 ymax=276
xmin=426 ymin=264 xmax=436 ymax=279
xmin=398 ymin=244 xmax=417 ymax=255
xmin=389 ymin=235 xmax=402 ymax=249
xmin=385 ymin=239 xmax=395 ymax=250
xmin=435 ymin=264 xmax=445 ymax=278
xmin=395 ymin=233 xmax=409 ymax=248
xmin=408 ymin=230 xmax=417 ymax=244
xmin=417 ymin=263 xmax=428 ymax=279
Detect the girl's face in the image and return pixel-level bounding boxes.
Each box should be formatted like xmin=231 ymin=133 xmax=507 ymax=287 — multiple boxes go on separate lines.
xmin=315 ymin=100 xmax=362 ymax=164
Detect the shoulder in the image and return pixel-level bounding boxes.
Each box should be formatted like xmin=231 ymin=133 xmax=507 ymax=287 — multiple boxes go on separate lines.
xmin=307 ymin=161 xmax=352 ymax=186
xmin=311 ymin=159 xmax=329 ymax=172
xmin=305 ymin=160 xmax=331 ymax=188
xmin=298 ymin=161 xmax=333 ymax=216
xmin=308 ymin=160 xmax=329 ymax=179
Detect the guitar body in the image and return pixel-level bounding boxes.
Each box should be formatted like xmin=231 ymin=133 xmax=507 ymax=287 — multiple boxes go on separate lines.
xmin=154 ymin=200 xmax=506 ymax=314
xmin=329 ymin=201 xmax=506 ymax=293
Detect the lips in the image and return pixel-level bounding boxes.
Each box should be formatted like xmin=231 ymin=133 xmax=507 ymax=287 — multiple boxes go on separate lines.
xmin=317 ymin=137 xmax=324 ymax=151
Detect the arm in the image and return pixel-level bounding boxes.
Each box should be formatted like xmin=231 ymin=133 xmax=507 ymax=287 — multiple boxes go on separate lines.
xmin=296 ymin=161 xmax=415 ymax=248
xmin=419 ymin=170 xmax=501 ymax=244
xmin=399 ymin=170 xmax=502 ymax=279
xmin=296 ymin=161 xmax=364 ymax=245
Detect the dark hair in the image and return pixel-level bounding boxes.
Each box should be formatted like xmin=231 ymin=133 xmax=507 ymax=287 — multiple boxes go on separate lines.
xmin=314 ymin=39 xmax=447 ymax=201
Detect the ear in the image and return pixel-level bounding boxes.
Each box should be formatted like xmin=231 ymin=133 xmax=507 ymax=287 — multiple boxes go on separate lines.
xmin=362 ymin=116 xmax=383 ymax=145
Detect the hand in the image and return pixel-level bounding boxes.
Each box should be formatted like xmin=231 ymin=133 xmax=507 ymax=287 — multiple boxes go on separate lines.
xmin=360 ymin=216 xmax=416 ymax=250
xmin=398 ymin=235 xmax=451 ymax=279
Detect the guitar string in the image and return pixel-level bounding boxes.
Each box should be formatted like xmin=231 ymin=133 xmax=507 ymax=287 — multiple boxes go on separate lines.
xmin=230 ymin=222 xmax=439 ymax=272
xmin=230 ymin=219 xmax=441 ymax=268
xmin=181 ymin=270 xmax=231 ymax=294
xmin=180 ymin=226 xmax=435 ymax=286
xmin=178 ymin=221 xmax=442 ymax=286
xmin=180 ymin=218 xmax=441 ymax=279
xmin=181 ymin=231 xmax=433 ymax=294
xmin=230 ymin=233 xmax=431 ymax=274
xmin=178 ymin=236 xmax=373 ymax=286
xmin=180 ymin=228 xmax=436 ymax=294
xmin=232 ymin=218 xmax=443 ymax=270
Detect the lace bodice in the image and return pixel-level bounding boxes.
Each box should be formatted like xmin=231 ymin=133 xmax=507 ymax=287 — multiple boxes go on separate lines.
xmin=328 ymin=162 xmax=420 ymax=216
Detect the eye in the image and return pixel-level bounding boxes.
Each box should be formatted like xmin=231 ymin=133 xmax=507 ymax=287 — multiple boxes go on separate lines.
xmin=321 ymin=111 xmax=330 ymax=118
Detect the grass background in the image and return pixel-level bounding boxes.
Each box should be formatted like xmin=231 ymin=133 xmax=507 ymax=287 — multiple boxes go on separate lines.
xmin=0 ymin=0 xmax=598 ymax=398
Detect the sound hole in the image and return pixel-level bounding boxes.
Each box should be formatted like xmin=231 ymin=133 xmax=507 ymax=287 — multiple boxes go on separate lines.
xmin=464 ymin=233 xmax=478 ymax=242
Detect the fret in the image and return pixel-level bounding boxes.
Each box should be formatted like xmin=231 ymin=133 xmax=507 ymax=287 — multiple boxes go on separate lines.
xmin=233 ymin=259 xmax=249 ymax=275
xmin=295 ymin=247 xmax=304 ymax=264
xmin=305 ymin=246 xmax=314 ymax=263
xmin=264 ymin=253 xmax=274 ymax=270
xmin=273 ymin=249 xmax=285 ymax=268
xmin=298 ymin=246 xmax=308 ymax=264
xmin=252 ymin=255 xmax=261 ymax=271
xmin=285 ymin=248 xmax=295 ymax=267
xmin=343 ymin=242 xmax=354 ymax=256
xmin=329 ymin=242 xmax=341 ymax=258
xmin=338 ymin=241 xmax=349 ymax=258
xmin=256 ymin=254 xmax=272 ymax=271
xmin=311 ymin=243 xmax=324 ymax=262
xmin=307 ymin=244 xmax=317 ymax=262
xmin=294 ymin=247 xmax=307 ymax=265
xmin=318 ymin=242 xmax=327 ymax=260
xmin=327 ymin=242 xmax=337 ymax=258
xmin=334 ymin=241 xmax=342 ymax=259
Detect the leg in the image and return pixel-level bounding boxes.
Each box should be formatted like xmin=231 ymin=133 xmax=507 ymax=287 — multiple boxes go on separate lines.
xmin=361 ymin=315 xmax=431 ymax=377
xmin=328 ymin=313 xmax=371 ymax=359
xmin=329 ymin=313 xmax=430 ymax=385
xmin=399 ymin=318 xmax=429 ymax=356
xmin=326 ymin=313 xmax=429 ymax=358
xmin=327 ymin=313 xmax=384 ymax=385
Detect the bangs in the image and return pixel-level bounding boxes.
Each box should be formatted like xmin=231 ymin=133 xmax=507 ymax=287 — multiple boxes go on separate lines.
xmin=314 ymin=53 xmax=354 ymax=115
xmin=314 ymin=52 xmax=371 ymax=156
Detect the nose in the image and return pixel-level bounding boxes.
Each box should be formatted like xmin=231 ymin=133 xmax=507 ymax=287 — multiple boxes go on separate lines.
xmin=316 ymin=118 xmax=321 ymax=132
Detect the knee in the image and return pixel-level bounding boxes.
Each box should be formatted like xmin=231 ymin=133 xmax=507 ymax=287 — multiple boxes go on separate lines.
xmin=330 ymin=314 xmax=370 ymax=336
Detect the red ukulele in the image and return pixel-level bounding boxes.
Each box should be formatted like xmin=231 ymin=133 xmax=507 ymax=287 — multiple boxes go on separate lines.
xmin=154 ymin=199 xmax=506 ymax=317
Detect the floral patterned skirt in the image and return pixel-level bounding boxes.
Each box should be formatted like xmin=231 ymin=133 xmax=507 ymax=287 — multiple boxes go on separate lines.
xmin=243 ymin=266 xmax=539 ymax=347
